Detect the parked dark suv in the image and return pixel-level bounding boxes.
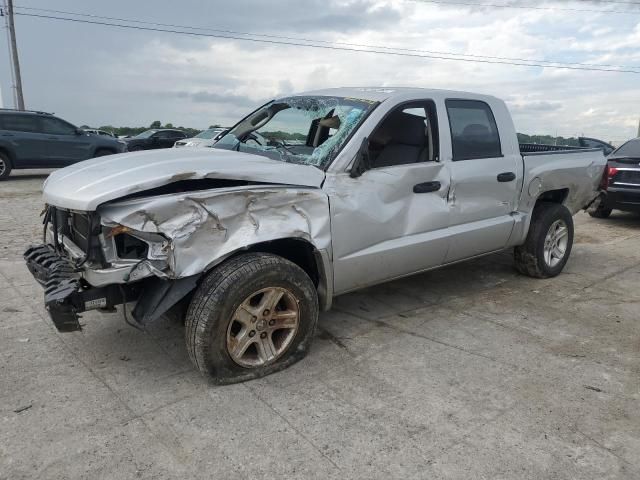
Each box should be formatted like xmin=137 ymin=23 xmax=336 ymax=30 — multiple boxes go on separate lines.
xmin=0 ymin=109 xmax=126 ymax=180
xmin=124 ymin=129 xmax=187 ymax=151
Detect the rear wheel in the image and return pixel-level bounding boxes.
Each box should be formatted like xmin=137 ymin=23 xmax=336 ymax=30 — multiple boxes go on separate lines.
xmin=185 ymin=253 xmax=318 ymax=384
xmin=514 ymin=203 xmax=574 ymax=278
xmin=0 ymin=152 xmax=12 ymax=180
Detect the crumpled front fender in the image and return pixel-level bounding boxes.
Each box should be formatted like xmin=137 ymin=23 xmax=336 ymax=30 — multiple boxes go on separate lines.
xmin=97 ymin=186 xmax=331 ymax=278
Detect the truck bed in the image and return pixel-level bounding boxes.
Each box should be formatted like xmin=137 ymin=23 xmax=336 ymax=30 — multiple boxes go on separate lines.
xmin=519 ymin=147 xmax=606 ymax=215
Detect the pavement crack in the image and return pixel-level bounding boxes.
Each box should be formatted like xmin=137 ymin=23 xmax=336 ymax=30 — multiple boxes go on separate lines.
xmin=244 ymin=384 xmax=342 ymax=472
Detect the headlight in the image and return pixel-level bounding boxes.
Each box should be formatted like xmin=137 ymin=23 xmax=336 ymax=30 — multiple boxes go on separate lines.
xmin=104 ymin=225 xmax=170 ymax=261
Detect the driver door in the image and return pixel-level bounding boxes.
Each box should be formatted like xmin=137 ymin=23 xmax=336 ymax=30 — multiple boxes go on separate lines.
xmin=326 ymin=102 xmax=452 ymax=294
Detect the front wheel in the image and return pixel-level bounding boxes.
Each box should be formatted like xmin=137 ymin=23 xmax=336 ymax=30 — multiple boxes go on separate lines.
xmin=514 ymin=203 xmax=574 ymax=278
xmin=185 ymin=253 xmax=319 ymax=384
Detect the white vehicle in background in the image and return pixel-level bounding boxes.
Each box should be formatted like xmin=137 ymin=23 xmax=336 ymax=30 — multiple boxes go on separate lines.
xmin=174 ymin=127 xmax=229 ymax=148
xmin=83 ymin=128 xmax=117 ymax=138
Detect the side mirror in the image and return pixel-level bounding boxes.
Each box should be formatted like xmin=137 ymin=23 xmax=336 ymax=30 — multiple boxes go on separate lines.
xmin=349 ymin=137 xmax=371 ymax=178
xmin=75 ymin=128 xmax=84 ymax=136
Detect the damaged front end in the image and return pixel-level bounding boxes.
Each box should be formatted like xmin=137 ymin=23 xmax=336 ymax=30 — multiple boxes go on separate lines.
xmin=25 ymin=184 xmax=330 ymax=333
xmin=24 ymin=206 xmax=200 ymax=332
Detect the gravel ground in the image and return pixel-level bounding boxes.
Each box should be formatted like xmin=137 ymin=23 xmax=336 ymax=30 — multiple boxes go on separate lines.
xmin=1 ymin=169 xmax=639 ymax=479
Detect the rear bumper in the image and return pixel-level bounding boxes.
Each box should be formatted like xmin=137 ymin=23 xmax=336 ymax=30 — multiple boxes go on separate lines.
xmin=24 ymin=244 xmax=131 ymax=332
xmin=603 ymin=188 xmax=640 ymax=212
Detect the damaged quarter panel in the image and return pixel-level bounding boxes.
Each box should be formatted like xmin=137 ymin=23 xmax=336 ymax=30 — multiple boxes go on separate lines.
xmin=97 ymin=186 xmax=331 ymax=278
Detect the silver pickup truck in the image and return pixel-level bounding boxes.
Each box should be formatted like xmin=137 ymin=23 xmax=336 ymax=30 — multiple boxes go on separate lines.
xmin=25 ymin=87 xmax=606 ymax=383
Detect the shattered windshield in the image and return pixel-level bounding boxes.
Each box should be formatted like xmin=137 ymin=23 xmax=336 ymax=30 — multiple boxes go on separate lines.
xmin=213 ymin=96 xmax=376 ymax=169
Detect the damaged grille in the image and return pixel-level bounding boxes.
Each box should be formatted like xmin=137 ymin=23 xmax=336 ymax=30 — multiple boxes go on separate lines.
xmin=49 ymin=207 xmax=103 ymax=263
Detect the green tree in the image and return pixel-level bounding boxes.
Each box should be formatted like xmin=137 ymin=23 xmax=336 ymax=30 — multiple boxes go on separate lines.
xmin=164 ymin=123 xmax=174 ymax=128
xmin=150 ymin=120 xmax=161 ymax=128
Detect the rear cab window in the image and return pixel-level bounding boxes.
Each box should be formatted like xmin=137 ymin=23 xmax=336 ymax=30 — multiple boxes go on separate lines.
xmin=446 ymin=99 xmax=502 ymax=161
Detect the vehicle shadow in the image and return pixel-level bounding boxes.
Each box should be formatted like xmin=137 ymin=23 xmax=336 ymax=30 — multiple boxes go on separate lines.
xmin=6 ymin=173 xmax=51 ymax=181
xmin=591 ymin=211 xmax=640 ymax=229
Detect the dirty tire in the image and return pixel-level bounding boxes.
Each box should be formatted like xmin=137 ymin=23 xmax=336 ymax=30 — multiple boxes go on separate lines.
xmin=93 ymin=148 xmax=114 ymax=157
xmin=185 ymin=252 xmax=318 ymax=384
xmin=514 ymin=202 xmax=574 ymax=279
xmin=0 ymin=152 xmax=12 ymax=180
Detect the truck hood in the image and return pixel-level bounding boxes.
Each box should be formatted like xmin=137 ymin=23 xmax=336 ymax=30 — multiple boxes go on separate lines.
xmin=42 ymin=148 xmax=326 ymax=211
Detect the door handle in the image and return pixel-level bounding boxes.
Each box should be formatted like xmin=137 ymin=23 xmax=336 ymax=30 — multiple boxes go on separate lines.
xmin=497 ymin=172 xmax=516 ymax=182
xmin=1 ymin=133 xmax=14 ymax=137
xmin=413 ymin=181 xmax=441 ymax=194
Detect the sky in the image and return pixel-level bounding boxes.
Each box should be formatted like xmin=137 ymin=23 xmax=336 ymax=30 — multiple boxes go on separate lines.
xmin=1 ymin=0 xmax=639 ymax=142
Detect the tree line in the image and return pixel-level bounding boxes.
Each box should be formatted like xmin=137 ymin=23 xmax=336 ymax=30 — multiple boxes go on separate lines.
xmin=79 ymin=121 xmax=223 ymax=138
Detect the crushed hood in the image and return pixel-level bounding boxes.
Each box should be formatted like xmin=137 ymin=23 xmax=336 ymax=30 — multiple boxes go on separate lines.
xmin=42 ymin=148 xmax=326 ymax=211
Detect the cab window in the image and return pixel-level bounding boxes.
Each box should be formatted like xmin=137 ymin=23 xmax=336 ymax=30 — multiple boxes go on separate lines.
xmin=446 ymin=99 xmax=502 ymax=161
xmin=368 ymin=101 xmax=439 ymax=168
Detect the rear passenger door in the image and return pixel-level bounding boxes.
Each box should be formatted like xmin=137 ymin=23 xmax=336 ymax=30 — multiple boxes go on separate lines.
xmin=0 ymin=114 xmax=47 ymax=167
xmin=444 ymin=99 xmax=520 ymax=263
xmin=39 ymin=116 xmax=93 ymax=165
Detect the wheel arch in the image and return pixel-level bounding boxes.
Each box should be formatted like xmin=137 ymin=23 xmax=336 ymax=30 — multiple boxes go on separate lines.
xmin=207 ymin=237 xmax=333 ymax=311
xmin=93 ymin=147 xmax=117 ymax=157
xmin=0 ymin=145 xmax=15 ymax=164
xmin=534 ymin=188 xmax=570 ymax=208
xmin=510 ymin=188 xmax=572 ymax=247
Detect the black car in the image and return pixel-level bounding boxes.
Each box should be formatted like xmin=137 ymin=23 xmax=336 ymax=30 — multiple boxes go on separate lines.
xmin=124 ymin=129 xmax=188 ymax=151
xmin=0 ymin=109 xmax=127 ymax=180
xmin=590 ymin=137 xmax=640 ymax=218
xmin=578 ymin=137 xmax=616 ymax=156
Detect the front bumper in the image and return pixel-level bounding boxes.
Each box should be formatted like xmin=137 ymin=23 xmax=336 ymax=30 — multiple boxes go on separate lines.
xmin=24 ymin=244 xmax=133 ymax=332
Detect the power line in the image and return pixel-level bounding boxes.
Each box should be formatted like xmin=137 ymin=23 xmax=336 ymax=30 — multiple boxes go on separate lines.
xmin=13 ymin=5 xmax=640 ymax=70
xmin=14 ymin=11 xmax=640 ymax=74
xmin=409 ymin=0 xmax=640 ymax=14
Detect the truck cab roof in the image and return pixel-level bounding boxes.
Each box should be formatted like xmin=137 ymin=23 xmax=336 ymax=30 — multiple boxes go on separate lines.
xmin=299 ymin=87 xmax=500 ymax=104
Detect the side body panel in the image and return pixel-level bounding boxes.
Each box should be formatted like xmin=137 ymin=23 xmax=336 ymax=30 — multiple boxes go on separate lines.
xmin=508 ymin=149 xmax=606 ymax=246
xmin=0 ymin=129 xmax=48 ymax=167
xmin=326 ymin=162 xmax=451 ymax=295
xmin=45 ymin=133 xmax=95 ymax=165
xmin=442 ymin=98 xmax=523 ymax=262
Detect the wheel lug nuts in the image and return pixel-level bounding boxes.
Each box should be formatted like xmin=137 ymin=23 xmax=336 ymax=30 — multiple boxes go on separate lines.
xmin=269 ymin=319 xmax=275 ymax=326
xmin=260 ymin=332 xmax=267 ymax=339
xmin=249 ymin=330 xmax=256 ymax=337
xmin=251 ymin=316 xmax=257 ymax=323
xmin=263 ymin=309 xmax=270 ymax=316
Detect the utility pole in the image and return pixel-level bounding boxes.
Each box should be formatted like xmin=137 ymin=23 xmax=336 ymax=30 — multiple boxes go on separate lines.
xmin=637 ymin=118 xmax=640 ymax=138
xmin=5 ymin=0 xmax=24 ymax=110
